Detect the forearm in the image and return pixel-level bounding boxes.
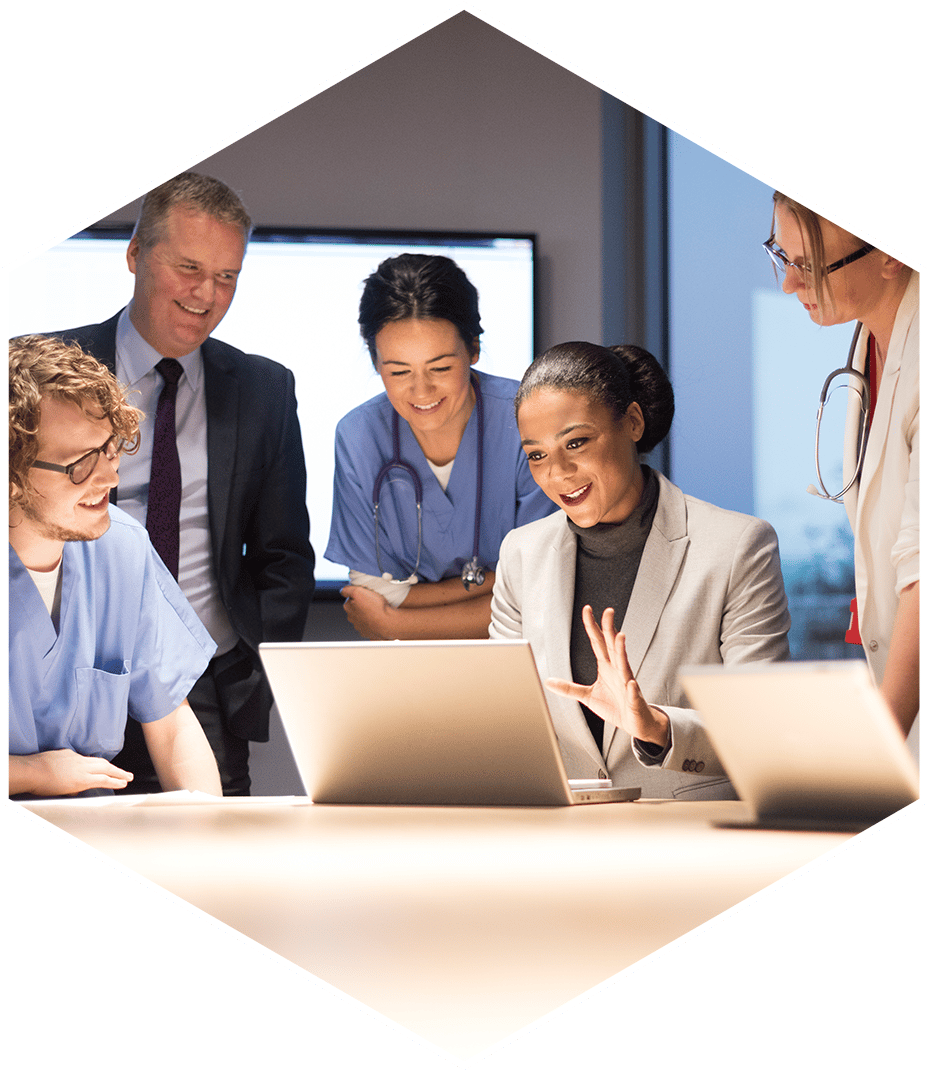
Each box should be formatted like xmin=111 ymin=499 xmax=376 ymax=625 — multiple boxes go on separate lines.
xmin=402 ymin=571 xmax=496 ymax=609
xmin=9 ymin=754 xmax=44 ymax=796
xmin=142 ymin=703 xmax=222 ymax=794
xmin=385 ymin=592 xmax=494 ymax=640
xmin=880 ymin=581 xmax=919 ymax=737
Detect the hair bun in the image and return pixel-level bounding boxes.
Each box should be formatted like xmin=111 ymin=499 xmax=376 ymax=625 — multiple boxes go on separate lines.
xmin=607 ymin=345 xmax=674 ymax=453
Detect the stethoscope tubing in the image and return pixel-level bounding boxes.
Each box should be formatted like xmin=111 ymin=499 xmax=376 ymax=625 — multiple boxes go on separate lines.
xmin=810 ymin=321 xmax=870 ymax=503
xmin=373 ymin=372 xmax=484 ymax=584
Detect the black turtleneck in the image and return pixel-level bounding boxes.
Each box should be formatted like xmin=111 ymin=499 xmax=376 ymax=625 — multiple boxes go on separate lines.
xmin=567 ymin=466 xmax=659 ymax=751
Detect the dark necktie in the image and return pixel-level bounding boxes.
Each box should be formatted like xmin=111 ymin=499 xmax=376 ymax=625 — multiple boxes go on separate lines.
xmin=147 ymin=358 xmax=184 ymax=578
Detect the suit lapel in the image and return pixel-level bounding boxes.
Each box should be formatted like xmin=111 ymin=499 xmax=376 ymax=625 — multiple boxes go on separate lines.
xmin=539 ymin=517 xmax=575 ymax=683
xmin=858 ymin=361 xmax=899 ymax=519
xmin=851 ymin=349 xmax=899 ymax=622
xmin=539 ymin=516 xmax=613 ymax=774
xmin=847 ymin=274 xmax=917 ymax=545
xmin=622 ymin=472 xmax=688 ymax=675
xmin=94 ymin=313 xmax=121 ymax=374
xmin=202 ymin=340 xmax=238 ymax=559
xmin=842 ymin=323 xmax=868 ymax=525
xmin=600 ymin=473 xmax=688 ymax=758
xmin=83 ymin=311 xmax=121 ymax=501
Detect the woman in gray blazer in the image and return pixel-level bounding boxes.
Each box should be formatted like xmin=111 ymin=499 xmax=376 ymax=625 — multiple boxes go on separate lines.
xmin=490 ymin=342 xmax=791 ymax=799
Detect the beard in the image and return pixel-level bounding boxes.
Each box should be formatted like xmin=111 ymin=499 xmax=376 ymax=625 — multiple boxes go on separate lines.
xmin=17 ymin=497 xmax=111 ymax=544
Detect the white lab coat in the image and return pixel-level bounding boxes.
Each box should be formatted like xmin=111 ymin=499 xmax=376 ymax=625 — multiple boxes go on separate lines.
xmin=843 ymin=270 xmax=919 ymax=755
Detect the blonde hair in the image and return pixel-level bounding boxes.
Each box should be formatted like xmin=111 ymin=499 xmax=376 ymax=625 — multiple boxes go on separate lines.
xmin=9 ymin=334 xmax=141 ymax=510
xmin=771 ymin=193 xmax=908 ymax=312
xmin=770 ymin=192 xmax=844 ymax=311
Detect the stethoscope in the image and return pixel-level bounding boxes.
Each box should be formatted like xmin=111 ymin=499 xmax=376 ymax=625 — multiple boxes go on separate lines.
xmin=372 ymin=372 xmax=487 ymax=590
xmin=807 ymin=321 xmax=870 ymax=503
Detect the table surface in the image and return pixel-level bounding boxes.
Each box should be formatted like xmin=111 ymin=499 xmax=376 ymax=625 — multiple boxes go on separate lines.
xmin=23 ymin=796 xmax=853 ymax=1057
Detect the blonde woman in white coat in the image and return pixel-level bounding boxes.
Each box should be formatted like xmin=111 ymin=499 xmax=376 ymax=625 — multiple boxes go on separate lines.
xmin=766 ymin=195 xmax=918 ymax=749
xmin=490 ymin=343 xmax=791 ymax=799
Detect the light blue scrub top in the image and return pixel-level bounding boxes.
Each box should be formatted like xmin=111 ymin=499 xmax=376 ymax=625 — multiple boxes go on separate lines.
xmin=9 ymin=506 xmax=216 ymax=765
xmin=325 ymin=370 xmax=556 ymax=581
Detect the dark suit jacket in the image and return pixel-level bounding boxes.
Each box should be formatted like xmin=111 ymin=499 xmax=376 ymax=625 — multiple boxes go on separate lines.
xmin=55 ymin=311 xmax=315 ymax=741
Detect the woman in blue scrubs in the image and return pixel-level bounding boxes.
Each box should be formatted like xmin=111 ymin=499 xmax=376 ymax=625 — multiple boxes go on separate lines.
xmin=326 ymin=253 xmax=555 ymax=639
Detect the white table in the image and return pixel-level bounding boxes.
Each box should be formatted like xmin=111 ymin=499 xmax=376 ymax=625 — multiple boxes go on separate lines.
xmin=23 ymin=797 xmax=852 ymax=1056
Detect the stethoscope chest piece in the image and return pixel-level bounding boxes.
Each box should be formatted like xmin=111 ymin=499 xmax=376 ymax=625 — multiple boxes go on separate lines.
xmin=461 ymin=556 xmax=486 ymax=590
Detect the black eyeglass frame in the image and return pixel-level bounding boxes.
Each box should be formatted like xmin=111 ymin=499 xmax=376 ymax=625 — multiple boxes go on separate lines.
xmin=30 ymin=434 xmax=126 ymax=485
xmin=762 ymin=236 xmax=876 ymax=277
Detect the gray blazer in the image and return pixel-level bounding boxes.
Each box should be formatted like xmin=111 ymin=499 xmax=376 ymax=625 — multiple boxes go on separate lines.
xmin=490 ymin=471 xmax=791 ymax=799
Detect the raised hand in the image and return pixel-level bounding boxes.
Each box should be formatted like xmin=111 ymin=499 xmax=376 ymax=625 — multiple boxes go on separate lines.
xmin=544 ymin=605 xmax=670 ymax=748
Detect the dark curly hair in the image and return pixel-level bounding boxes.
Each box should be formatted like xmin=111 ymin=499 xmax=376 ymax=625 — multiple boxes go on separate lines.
xmin=9 ymin=334 xmax=141 ymax=510
xmin=514 ymin=341 xmax=674 ymax=454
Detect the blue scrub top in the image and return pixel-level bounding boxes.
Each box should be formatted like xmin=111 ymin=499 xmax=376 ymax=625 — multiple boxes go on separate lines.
xmin=9 ymin=506 xmax=215 ymax=763
xmin=325 ymin=370 xmax=556 ymax=582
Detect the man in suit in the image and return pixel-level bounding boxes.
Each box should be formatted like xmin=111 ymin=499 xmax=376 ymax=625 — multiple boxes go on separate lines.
xmin=54 ymin=172 xmax=315 ymax=794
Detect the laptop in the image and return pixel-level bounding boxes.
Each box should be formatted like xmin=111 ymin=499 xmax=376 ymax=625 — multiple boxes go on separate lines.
xmin=679 ymin=661 xmax=920 ymax=830
xmin=259 ymin=639 xmax=640 ymax=806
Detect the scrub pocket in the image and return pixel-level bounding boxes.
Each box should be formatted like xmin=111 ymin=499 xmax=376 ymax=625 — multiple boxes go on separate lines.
xmin=67 ymin=662 xmax=132 ymax=758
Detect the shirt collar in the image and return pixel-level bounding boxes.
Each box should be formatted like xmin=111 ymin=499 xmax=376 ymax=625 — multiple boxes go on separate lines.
xmin=116 ymin=304 xmax=203 ymax=390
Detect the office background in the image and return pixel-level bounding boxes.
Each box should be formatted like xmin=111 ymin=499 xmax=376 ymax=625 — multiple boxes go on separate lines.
xmin=77 ymin=13 xmax=864 ymax=788
xmin=8 ymin=6 xmax=921 ymax=1068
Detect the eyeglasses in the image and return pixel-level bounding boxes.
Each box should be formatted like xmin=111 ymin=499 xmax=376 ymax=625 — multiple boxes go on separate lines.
xmin=763 ymin=236 xmax=875 ymax=278
xmin=30 ymin=435 xmax=127 ymax=485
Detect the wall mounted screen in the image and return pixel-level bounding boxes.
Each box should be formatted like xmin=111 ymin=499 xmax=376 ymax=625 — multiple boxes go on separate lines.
xmin=10 ymin=226 xmax=537 ymax=586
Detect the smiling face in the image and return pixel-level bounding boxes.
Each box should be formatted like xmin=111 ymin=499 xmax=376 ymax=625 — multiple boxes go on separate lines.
xmin=772 ymin=205 xmax=886 ymax=328
xmin=517 ymin=388 xmax=645 ymax=527
xmin=127 ymin=205 xmax=246 ymax=359
xmin=374 ymin=317 xmax=479 ymax=462
xmin=12 ymin=395 xmax=120 ymax=568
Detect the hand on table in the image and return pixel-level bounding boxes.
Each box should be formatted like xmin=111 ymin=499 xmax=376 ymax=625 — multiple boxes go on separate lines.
xmin=10 ymin=749 xmax=134 ymax=797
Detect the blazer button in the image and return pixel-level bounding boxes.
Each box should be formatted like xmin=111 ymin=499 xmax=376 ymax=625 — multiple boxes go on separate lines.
xmin=869 ymin=640 xmax=879 ymax=651
xmin=598 ymin=769 xmax=607 ymax=780
xmin=682 ymin=759 xmax=691 ymax=771
xmin=695 ymin=761 xmax=705 ymax=773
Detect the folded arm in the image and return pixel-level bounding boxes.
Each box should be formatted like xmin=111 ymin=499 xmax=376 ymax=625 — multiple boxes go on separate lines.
xmin=341 ymin=574 xmax=495 ymax=640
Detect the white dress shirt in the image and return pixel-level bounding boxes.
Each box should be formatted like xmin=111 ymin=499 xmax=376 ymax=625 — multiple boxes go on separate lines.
xmin=114 ymin=306 xmax=238 ymax=656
